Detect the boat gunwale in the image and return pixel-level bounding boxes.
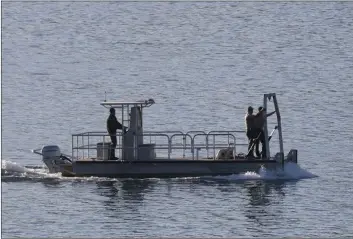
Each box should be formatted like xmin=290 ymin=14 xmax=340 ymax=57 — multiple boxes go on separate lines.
xmin=73 ymin=159 xmax=276 ymax=164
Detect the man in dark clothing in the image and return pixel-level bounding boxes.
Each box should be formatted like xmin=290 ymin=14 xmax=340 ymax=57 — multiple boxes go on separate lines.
xmin=107 ymin=107 xmax=127 ymax=160
xmin=245 ymin=106 xmax=257 ymax=158
xmin=254 ymin=107 xmax=276 ymax=158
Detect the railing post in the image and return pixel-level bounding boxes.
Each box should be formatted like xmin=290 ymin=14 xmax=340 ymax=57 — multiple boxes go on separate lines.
xmin=191 ymin=138 xmax=195 ymax=160
xmin=183 ymin=135 xmax=186 ymax=158
xmin=196 ymin=147 xmax=201 ymax=160
xmin=88 ymin=132 xmax=90 ymax=159
xmin=213 ymin=135 xmax=216 ymax=159
xmin=263 ymin=94 xmax=270 ymax=159
xmin=122 ymin=104 xmax=124 ymax=160
xmin=102 ymin=135 xmax=106 ymax=159
xmin=77 ymin=135 xmax=78 ymax=160
xmin=234 ymin=138 xmax=236 ymax=155
xmin=168 ymin=138 xmax=172 ymax=160
xmin=206 ymin=135 xmax=208 ymax=158
xmin=72 ymin=135 xmax=74 ymax=161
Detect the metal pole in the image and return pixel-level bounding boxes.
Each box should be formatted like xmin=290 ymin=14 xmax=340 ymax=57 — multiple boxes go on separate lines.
xmin=191 ymin=138 xmax=194 ymax=160
xmin=140 ymin=105 xmax=143 ymax=132
xmin=122 ymin=104 xmax=124 ymax=160
xmin=72 ymin=135 xmax=74 ymax=161
xmin=135 ymin=105 xmax=138 ymax=160
xmin=206 ymin=136 xmax=209 ymax=158
xmin=168 ymin=138 xmax=171 ymax=160
xmin=213 ymin=135 xmax=216 ymax=159
xmin=273 ymin=95 xmax=284 ymax=169
xmin=233 ymin=139 xmax=236 ymax=155
xmin=82 ymin=134 xmax=84 ymax=159
xmin=183 ymin=135 xmax=186 ymax=158
xmin=77 ymin=135 xmax=78 ymax=160
xmin=263 ymin=94 xmax=270 ymax=159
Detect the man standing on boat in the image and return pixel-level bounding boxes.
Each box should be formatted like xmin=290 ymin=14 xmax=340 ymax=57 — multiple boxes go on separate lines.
xmin=254 ymin=107 xmax=276 ymax=158
xmin=245 ymin=106 xmax=257 ymax=158
xmin=107 ymin=107 xmax=127 ymax=160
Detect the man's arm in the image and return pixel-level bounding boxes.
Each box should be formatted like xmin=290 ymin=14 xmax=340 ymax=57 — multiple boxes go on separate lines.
xmin=266 ymin=111 xmax=276 ymax=117
xmin=113 ymin=116 xmax=123 ymax=130
xmin=114 ymin=117 xmax=128 ymax=133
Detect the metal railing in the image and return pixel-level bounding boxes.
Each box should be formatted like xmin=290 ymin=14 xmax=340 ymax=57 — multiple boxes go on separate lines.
xmin=71 ymin=130 xmax=249 ymax=161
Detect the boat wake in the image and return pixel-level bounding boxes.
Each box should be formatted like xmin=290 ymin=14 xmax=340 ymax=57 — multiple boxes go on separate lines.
xmin=203 ymin=162 xmax=317 ymax=182
xmin=1 ymin=160 xmax=121 ymax=183
xmin=1 ymin=160 xmax=62 ymax=182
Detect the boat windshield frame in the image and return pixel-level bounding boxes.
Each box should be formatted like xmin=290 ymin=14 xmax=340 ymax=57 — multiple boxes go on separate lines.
xmin=100 ymin=99 xmax=155 ymax=109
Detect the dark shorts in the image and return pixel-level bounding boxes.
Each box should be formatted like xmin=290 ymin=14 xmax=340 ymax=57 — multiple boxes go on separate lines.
xmin=254 ymin=129 xmax=265 ymax=142
xmin=246 ymin=129 xmax=257 ymax=139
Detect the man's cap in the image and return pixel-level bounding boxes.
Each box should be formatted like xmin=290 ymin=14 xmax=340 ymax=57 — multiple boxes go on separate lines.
xmin=110 ymin=107 xmax=115 ymax=113
xmin=248 ymin=106 xmax=253 ymax=111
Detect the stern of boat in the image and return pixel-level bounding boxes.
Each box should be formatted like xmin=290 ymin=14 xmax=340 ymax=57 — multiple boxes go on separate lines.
xmin=32 ymin=145 xmax=73 ymax=173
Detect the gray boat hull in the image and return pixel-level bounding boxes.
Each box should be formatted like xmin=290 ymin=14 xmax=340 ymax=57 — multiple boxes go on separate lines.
xmin=61 ymin=159 xmax=285 ymax=178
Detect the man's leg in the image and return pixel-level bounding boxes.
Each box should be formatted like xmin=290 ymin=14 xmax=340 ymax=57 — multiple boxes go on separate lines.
xmin=255 ymin=141 xmax=261 ymax=158
xmin=255 ymin=134 xmax=261 ymax=158
xmin=260 ymin=130 xmax=266 ymax=158
xmin=110 ymin=135 xmax=117 ymax=160
xmin=246 ymin=131 xmax=254 ymax=157
xmin=252 ymin=129 xmax=260 ymax=157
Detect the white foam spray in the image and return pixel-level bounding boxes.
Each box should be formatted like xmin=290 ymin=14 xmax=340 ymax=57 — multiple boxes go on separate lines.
xmin=205 ymin=162 xmax=317 ymax=181
xmin=1 ymin=160 xmax=59 ymax=178
xmin=1 ymin=160 xmax=113 ymax=182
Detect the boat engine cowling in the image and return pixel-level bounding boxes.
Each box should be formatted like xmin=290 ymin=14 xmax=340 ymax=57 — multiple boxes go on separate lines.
xmin=41 ymin=145 xmax=71 ymax=173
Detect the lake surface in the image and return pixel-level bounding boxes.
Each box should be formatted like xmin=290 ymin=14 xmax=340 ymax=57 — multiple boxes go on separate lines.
xmin=2 ymin=2 xmax=353 ymax=238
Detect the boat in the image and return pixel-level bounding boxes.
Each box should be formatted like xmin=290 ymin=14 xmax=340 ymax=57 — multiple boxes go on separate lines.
xmin=32 ymin=93 xmax=298 ymax=178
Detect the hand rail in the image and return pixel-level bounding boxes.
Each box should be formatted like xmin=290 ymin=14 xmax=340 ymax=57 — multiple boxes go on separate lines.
xmin=72 ymin=131 xmax=124 ymax=137
xmin=143 ymin=131 xmax=184 ymax=146
xmin=169 ymin=133 xmax=193 ymax=158
xmin=206 ymin=133 xmax=236 ymax=159
xmin=133 ymin=133 xmax=171 ymax=159
xmin=186 ymin=131 xmax=207 ymax=135
xmin=208 ymin=130 xmax=245 ymax=135
xmin=144 ymin=131 xmax=184 ymax=134
xmin=71 ymin=131 xmax=248 ymax=161
xmin=207 ymin=131 xmax=238 ymax=155
xmin=192 ymin=133 xmax=236 ymax=160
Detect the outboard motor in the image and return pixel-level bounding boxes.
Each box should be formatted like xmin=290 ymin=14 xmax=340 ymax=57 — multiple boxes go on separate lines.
xmin=41 ymin=145 xmax=71 ymax=173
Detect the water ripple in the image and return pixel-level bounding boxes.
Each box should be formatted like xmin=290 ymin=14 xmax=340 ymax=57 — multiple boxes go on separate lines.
xmin=2 ymin=1 xmax=353 ymax=238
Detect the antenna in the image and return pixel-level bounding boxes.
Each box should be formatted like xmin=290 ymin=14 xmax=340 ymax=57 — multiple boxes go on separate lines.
xmin=104 ymin=91 xmax=107 ymax=102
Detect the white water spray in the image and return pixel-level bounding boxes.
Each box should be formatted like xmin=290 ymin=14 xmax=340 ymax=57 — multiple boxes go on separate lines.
xmin=205 ymin=162 xmax=317 ymax=181
xmin=1 ymin=160 xmax=58 ymax=178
